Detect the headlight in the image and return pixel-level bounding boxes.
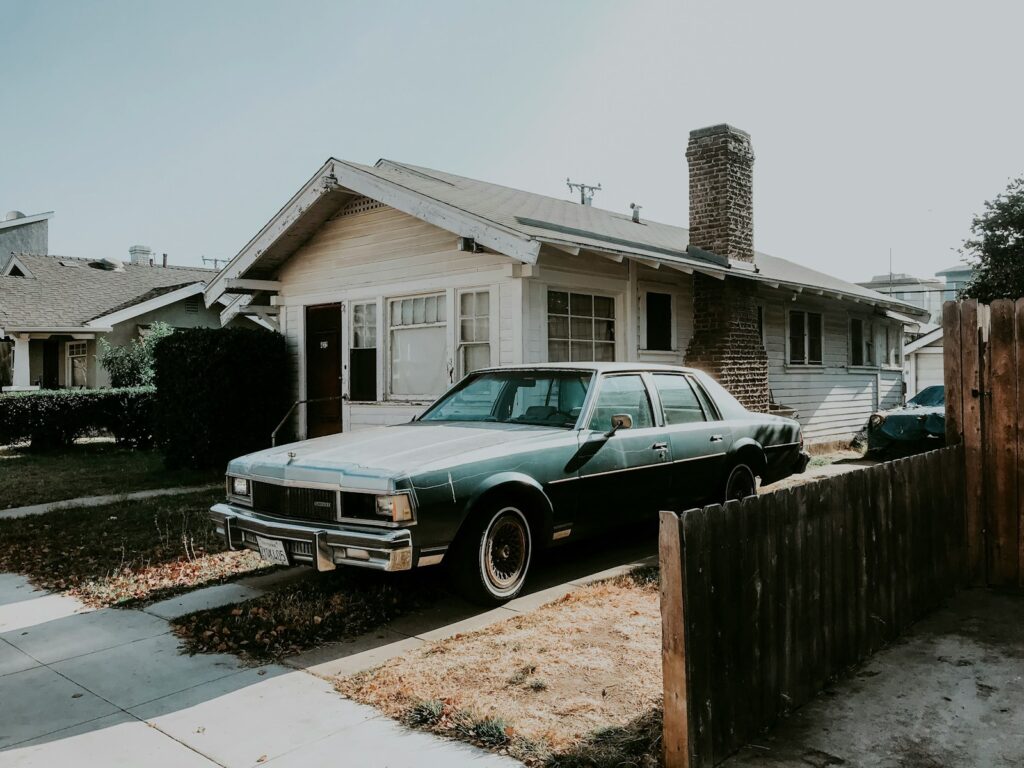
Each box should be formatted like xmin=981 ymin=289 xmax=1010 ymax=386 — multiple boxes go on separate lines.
xmin=869 ymin=414 xmax=886 ymax=429
xmin=375 ymin=494 xmax=413 ymax=523
xmin=231 ymin=477 xmax=250 ymax=497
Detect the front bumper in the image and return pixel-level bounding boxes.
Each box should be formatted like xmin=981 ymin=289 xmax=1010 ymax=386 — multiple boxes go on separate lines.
xmin=209 ymin=503 xmax=413 ymax=572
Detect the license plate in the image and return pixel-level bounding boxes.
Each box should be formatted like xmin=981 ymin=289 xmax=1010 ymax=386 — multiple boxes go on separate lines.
xmin=255 ymin=535 xmax=289 ymax=566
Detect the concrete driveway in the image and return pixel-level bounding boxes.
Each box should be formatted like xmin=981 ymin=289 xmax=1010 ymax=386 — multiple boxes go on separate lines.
xmin=0 ymin=572 xmax=517 ymax=767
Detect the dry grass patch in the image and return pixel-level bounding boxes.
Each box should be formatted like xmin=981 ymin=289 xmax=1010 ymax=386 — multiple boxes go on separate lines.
xmin=336 ymin=567 xmax=663 ymax=765
xmin=0 ymin=488 xmax=271 ymax=607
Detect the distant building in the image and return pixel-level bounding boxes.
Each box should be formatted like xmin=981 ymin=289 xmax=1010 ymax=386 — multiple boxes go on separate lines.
xmin=1 ymin=212 xmax=264 ymax=391
xmin=856 ymin=273 xmax=948 ymax=324
xmin=935 ymin=263 xmax=974 ymax=295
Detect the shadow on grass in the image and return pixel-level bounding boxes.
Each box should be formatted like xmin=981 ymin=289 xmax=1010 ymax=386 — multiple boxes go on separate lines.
xmin=0 ymin=488 xmax=271 ymax=606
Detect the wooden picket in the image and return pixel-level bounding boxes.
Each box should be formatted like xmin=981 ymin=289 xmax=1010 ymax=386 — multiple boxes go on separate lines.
xmin=660 ymin=446 xmax=964 ymax=767
xmin=944 ymin=298 xmax=1023 ymax=587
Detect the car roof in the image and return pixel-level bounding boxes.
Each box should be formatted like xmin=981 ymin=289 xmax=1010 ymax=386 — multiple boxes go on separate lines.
xmin=473 ymin=362 xmax=699 ymax=374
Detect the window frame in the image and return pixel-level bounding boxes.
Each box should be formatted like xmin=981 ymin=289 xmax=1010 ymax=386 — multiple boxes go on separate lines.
xmin=849 ymin=316 xmax=878 ymax=368
xmin=456 ymin=287 xmax=494 ymax=379
xmin=348 ymin=299 xmax=379 ymax=402
xmin=386 ymin=291 xmax=449 ymax=402
xmin=787 ymin=309 xmax=824 ymax=367
xmin=650 ymin=372 xmax=709 ymax=426
xmin=639 ymin=287 xmax=676 ymax=353
xmin=544 ymin=287 xmax=618 ymax=363
xmin=66 ymin=341 xmax=88 ymax=388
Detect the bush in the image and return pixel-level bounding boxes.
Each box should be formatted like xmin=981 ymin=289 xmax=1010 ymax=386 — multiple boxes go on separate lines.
xmin=153 ymin=327 xmax=290 ymax=470
xmin=98 ymin=321 xmax=174 ymax=387
xmin=0 ymin=387 xmax=156 ymax=449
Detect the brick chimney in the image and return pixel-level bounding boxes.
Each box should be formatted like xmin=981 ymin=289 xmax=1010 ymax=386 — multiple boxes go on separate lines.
xmin=683 ymin=124 xmax=769 ymax=412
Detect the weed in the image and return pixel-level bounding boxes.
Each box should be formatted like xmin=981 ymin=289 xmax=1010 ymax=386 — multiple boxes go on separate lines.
xmin=403 ymin=700 xmax=444 ymax=727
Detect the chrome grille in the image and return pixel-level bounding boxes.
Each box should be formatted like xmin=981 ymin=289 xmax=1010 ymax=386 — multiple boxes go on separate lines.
xmin=251 ymin=482 xmax=338 ymax=522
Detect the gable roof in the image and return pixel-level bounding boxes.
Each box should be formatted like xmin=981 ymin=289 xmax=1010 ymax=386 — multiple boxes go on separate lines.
xmin=204 ymin=158 xmax=929 ymax=320
xmin=0 ymin=253 xmax=215 ymax=334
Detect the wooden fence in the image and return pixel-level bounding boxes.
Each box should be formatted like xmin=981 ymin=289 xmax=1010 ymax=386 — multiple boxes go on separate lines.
xmin=944 ymin=299 xmax=1024 ymax=587
xmin=660 ymin=446 xmax=964 ymax=767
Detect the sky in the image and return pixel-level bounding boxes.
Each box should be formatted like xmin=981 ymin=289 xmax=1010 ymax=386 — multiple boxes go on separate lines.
xmin=2 ymin=0 xmax=1022 ymax=283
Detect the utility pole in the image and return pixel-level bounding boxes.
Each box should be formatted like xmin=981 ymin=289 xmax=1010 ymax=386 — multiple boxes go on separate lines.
xmin=566 ymin=178 xmax=602 ymax=206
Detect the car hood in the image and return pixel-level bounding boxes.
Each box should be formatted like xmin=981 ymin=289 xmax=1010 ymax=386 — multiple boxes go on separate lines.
xmin=871 ymin=405 xmax=946 ymax=442
xmin=228 ymin=422 xmax=564 ymax=491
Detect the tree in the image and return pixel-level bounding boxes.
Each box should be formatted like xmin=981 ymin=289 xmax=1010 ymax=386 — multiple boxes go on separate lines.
xmin=98 ymin=322 xmax=173 ymax=388
xmin=959 ymin=176 xmax=1024 ymax=303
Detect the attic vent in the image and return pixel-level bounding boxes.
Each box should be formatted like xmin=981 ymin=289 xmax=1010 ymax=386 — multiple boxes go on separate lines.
xmin=8 ymin=265 xmax=25 ymax=277
xmin=338 ymin=196 xmax=386 ymax=217
xmin=88 ymin=261 xmax=113 ymax=270
xmin=185 ymin=297 xmax=200 ymax=313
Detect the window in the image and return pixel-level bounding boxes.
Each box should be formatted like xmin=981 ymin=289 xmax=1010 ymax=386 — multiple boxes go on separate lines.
xmin=350 ymin=301 xmax=377 ymax=401
xmin=652 ymin=374 xmax=706 ymax=425
xmin=458 ymin=290 xmax=491 ymax=377
xmin=644 ymin=292 xmax=673 ymax=351
xmin=547 ymin=290 xmax=615 ymax=362
xmin=884 ymin=324 xmax=901 ymax=367
xmin=420 ymin=370 xmax=592 ymax=428
xmin=850 ymin=318 xmax=875 ymax=366
xmin=788 ymin=310 xmax=823 ymax=365
xmin=587 ymin=374 xmax=654 ymax=431
xmin=67 ymin=341 xmax=88 ymax=388
xmin=389 ymin=294 xmax=447 ymax=398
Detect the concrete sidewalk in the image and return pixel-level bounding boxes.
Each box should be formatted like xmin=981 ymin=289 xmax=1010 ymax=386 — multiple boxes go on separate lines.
xmin=722 ymin=589 xmax=1024 ymax=767
xmin=0 ymin=484 xmax=220 ymax=520
xmin=0 ymin=573 xmax=516 ymax=767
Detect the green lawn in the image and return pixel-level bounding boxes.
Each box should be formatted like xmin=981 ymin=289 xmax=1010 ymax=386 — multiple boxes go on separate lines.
xmin=0 ymin=488 xmax=272 ymax=606
xmin=0 ymin=440 xmax=220 ymax=510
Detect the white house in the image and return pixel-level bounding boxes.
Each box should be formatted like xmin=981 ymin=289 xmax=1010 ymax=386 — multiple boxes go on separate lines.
xmin=204 ymin=124 xmax=927 ymax=446
xmin=904 ymin=326 xmax=945 ymax=397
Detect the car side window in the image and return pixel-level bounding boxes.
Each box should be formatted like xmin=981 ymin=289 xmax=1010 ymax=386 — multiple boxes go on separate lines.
xmin=687 ymin=376 xmax=722 ymax=421
xmin=652 ymin=374 xmax=706 ymax=425
xmin=587 ymin=374 xmax=654 ymax=431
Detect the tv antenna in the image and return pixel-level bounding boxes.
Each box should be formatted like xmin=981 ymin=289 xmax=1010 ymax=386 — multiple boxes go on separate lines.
xmin=566 ymin=178 xmax=602 ymax=206
xmin=202 ymin=256 xmax=226 ymax=270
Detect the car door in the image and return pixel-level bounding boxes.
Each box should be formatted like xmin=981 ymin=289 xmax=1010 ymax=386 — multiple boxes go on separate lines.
xmin=572 ymin=373 xmax=673 ymax=533
xmin=650 ymin=373 xmax=732 ymax=507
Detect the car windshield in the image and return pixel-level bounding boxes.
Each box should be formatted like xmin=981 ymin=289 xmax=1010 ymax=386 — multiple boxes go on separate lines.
xmin=908 ymin=385 xmax=945 ymax=407
xmin=419 ymin=371 xmax=594 ymax=428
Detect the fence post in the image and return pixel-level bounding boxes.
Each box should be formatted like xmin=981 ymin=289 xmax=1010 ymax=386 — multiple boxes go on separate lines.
xmin=660 ymin=510 xmax=690 ymax=768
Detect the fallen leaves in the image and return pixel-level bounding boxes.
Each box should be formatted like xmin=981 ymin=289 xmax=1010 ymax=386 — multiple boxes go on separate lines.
xmin=0 ymin=489 xmax=271 ymax=607
xmin=172 ymin=570 xmax=442 ymax=663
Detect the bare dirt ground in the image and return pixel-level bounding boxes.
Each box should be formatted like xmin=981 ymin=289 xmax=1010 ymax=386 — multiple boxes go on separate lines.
xmin=766 ymin=449 xmax=877 ymax=493
xmin=723 ymin=589 xmax=1024 ymax=767
xmin=335 ymin=569 xmax=662 ymax=763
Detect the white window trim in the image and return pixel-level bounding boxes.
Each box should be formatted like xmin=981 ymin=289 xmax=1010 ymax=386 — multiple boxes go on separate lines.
xmin=385 ymin=291 xmax=452 ymax=402
xmin=638 ymin=285 xmax=678 ymax=353
xmin=66 ymin=341 xmax=88 ymax=388
xmin=542 ymin=285 xmax=621 ymax=363
xmin=786 ymin=309 xmax=823 ymax=367
xmin=849 ymin=316 xmax=879 ymax=369
xmin=455 ymin=287 xmax=497 ymax=379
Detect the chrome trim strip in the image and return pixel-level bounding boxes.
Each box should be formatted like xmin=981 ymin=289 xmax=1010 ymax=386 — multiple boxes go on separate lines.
xmin=245 ymin=474 xmax=399 ymax=495
xmin=764 ymin=441 xmax=800 ymax=451
xmin=671 ymin=451 xmax=727 ymax=465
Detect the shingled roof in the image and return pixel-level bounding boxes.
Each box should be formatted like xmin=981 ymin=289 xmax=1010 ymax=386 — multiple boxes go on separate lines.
xmin=0 ymin=253 xmax=215 ymax=332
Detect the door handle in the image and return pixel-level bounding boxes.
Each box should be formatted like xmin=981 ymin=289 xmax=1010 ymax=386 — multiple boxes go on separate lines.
xmin=709 ymin=435 xmax=724 ymax=443
xmin=651 ymin=442 xmax=668 ymax=450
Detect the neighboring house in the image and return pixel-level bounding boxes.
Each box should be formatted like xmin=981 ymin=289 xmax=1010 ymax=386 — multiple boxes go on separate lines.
xmin=0 ymin=242 xmax=258 ymax=391
xmin=904 ymin=325 xmax=944 ymax=397
xmin=203 ymin=124 xmax=928 ymax=446
xmin=856 ymin=272 xmax=947 ymax=324
xmin=935 ymin=263 xmax=974 ymax=295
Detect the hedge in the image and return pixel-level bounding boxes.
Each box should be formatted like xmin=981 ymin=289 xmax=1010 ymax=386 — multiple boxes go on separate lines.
xmin=153 ymin=327 xmax=290 ymax=470
xmin=0 ymin=387 xmax=156 ymax=449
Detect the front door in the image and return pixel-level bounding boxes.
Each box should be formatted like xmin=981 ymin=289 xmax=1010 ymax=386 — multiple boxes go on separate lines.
xmin=305 ymin=304 xmax=342 ymax=438
xmin=41 ymin=339 xmax=59 ymax=389
xmin=573 ymin=373 xmax=673 ymax=534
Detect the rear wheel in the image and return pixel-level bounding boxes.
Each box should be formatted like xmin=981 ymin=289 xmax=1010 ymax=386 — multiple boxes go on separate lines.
xmin=723 ymin=463 xmax=757 ymax=503
xmin=450 ymin=502 xmax=533 ymax=605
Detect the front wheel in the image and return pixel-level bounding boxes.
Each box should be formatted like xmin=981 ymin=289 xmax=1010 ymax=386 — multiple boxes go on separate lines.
xmin=723 ymin=463 xmax=757 ymax=503
xmin=450 ymin=503 xmax=533 ymax=605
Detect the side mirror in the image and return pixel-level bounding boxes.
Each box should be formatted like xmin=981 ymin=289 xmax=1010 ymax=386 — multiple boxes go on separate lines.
xmin=606 ymin=413 xmax=633 ymax=437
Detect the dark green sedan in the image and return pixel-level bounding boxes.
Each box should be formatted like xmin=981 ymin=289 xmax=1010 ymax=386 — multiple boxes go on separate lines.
xmin=210 ymin=364 xmax=809 ymax=603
